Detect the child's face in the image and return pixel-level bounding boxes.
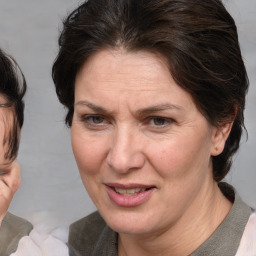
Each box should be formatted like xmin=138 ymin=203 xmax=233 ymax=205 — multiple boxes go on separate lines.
xmin=0 ymin=96 xmax=21 ymax=224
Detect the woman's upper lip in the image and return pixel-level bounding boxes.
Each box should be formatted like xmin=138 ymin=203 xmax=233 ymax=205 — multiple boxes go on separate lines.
xmin=105 ymin=183 xmax=156 ymax=189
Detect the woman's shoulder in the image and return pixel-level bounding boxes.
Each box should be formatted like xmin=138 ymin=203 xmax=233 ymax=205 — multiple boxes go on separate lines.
xmin=0 ymin=212 xmax=33 ymax=256
xmin=68 ymin=211 xmax=117 ymax=256
xmin=70 ymin=211 xmax=106 ymax=236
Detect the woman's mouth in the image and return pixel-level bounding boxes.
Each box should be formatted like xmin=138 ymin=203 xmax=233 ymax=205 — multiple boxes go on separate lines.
xmin=114 ymin=187 xmax=147 ymax=196
xmin=105 ymin=184 xmax=156 ymax=207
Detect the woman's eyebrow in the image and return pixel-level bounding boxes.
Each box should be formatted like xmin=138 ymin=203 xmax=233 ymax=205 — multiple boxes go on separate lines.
xmin=75 ymin=101 xmax=184 ymax=116
xmin=136 ymin=104 xmax=184 ymax=116
xmin=75 ymin=100 xmax=110 ymax=114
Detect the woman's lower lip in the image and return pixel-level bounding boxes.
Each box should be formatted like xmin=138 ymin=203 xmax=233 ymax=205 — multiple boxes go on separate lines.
xmin=106 ymin=186 xmax=155 ymax=207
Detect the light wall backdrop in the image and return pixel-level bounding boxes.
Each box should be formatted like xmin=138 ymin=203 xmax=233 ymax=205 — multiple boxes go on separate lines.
xmin=0 ymin=0 xmax=255 ymax=226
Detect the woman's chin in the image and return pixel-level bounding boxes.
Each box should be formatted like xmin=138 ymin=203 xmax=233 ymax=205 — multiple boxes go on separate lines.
xmin=102 ymin=211 xmax=157 ymax=235
xmin=109 ymin=222 xmax=151 ymax=235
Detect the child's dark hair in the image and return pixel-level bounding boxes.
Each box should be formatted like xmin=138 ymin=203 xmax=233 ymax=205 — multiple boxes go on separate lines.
xmin=0 ymin=48 xmax=26 ymax=161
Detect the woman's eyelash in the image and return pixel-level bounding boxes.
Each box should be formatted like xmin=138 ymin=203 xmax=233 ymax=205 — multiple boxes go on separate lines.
xmin=83 ymin=115 xmax=105 ymax=123
xmin=80 ymin=114 xmax=108 ymax=127
xmin=78 ymin=114 xmax=173 ymax=129
xmin=147 ymin=116 xmax=173 ymax=127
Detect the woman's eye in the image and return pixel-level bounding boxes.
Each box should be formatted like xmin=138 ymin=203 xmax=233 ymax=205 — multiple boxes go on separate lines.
xmin=82 ymin=115 xmax=106 ymax=125
xmin=88 ymin=115 xmax=105 ymax=124
xmin=149 ymin=117 xmax=173 ymax=127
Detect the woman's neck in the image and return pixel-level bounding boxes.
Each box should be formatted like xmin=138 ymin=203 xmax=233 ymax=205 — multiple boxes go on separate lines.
xmin=118 ymin=181 xmax=232 ymax=256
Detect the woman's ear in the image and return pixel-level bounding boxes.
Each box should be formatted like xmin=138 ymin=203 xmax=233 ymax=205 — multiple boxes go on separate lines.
xmin=211 ymin=122 xmax=233 ymax=156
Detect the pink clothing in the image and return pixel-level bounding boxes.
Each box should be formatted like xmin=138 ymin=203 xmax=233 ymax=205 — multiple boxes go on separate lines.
xmin=236 ymin=212 xmax=256 ymax=255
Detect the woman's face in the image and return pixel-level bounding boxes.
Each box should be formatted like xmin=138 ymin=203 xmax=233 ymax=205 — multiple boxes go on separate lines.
xmin=72 ymin=49 xmax=222 ymax=235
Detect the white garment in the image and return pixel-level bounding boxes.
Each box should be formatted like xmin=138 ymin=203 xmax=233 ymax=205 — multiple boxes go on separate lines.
xmin=11 ymin=227 xmax=69 ymax=256
xmin=236 ymin=212 xmax=256 ymax=256
xmin=11 ymin=212 xmax=69 ymax=256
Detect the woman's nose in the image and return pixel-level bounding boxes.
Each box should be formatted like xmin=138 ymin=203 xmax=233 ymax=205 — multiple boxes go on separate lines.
xmin=106 ymin=127 xmax=145 ymax=174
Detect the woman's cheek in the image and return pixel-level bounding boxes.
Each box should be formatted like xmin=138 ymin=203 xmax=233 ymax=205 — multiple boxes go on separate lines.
xmin=72 ymin=130 xmax=106 ymax=175
xmin=148 ymin=139 xmax=184 ymax=176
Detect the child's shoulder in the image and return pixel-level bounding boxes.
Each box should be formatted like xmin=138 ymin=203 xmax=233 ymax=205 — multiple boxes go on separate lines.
xmin=0 ymin=212 xmax=33 ymax=256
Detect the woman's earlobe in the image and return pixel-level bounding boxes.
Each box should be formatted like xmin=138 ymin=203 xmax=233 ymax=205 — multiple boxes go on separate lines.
xmin=211 ymin=122 xmax=233 ymax=156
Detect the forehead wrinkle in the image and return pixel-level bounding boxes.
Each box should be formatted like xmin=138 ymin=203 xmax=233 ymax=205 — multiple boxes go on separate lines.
xmin=78 ymin=77 xmax=174 ymax=94
xmin=78 ymin=50 xmax=172 ymax=91
xmin=89 ymin=72 xmax=171 ymax=89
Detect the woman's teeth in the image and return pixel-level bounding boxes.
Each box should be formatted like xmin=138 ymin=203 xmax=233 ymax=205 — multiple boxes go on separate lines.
xmin=114 ymin=187 xmax=146 ymax=196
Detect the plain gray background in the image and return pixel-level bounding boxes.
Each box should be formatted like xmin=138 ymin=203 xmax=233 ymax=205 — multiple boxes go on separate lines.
xmin=0 ymin=0 xmax=255 ymax=226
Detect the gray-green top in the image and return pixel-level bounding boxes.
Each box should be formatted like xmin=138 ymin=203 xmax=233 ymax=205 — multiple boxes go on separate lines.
xmin=68 ymin=183 xmax=253 ymax=256
xmin=0 ymin=212 xmax=33 ymax=256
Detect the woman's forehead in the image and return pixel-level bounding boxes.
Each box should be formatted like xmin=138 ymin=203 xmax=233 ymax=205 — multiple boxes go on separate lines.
xmin=76 ymin=49 xmax=170 ymax=83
